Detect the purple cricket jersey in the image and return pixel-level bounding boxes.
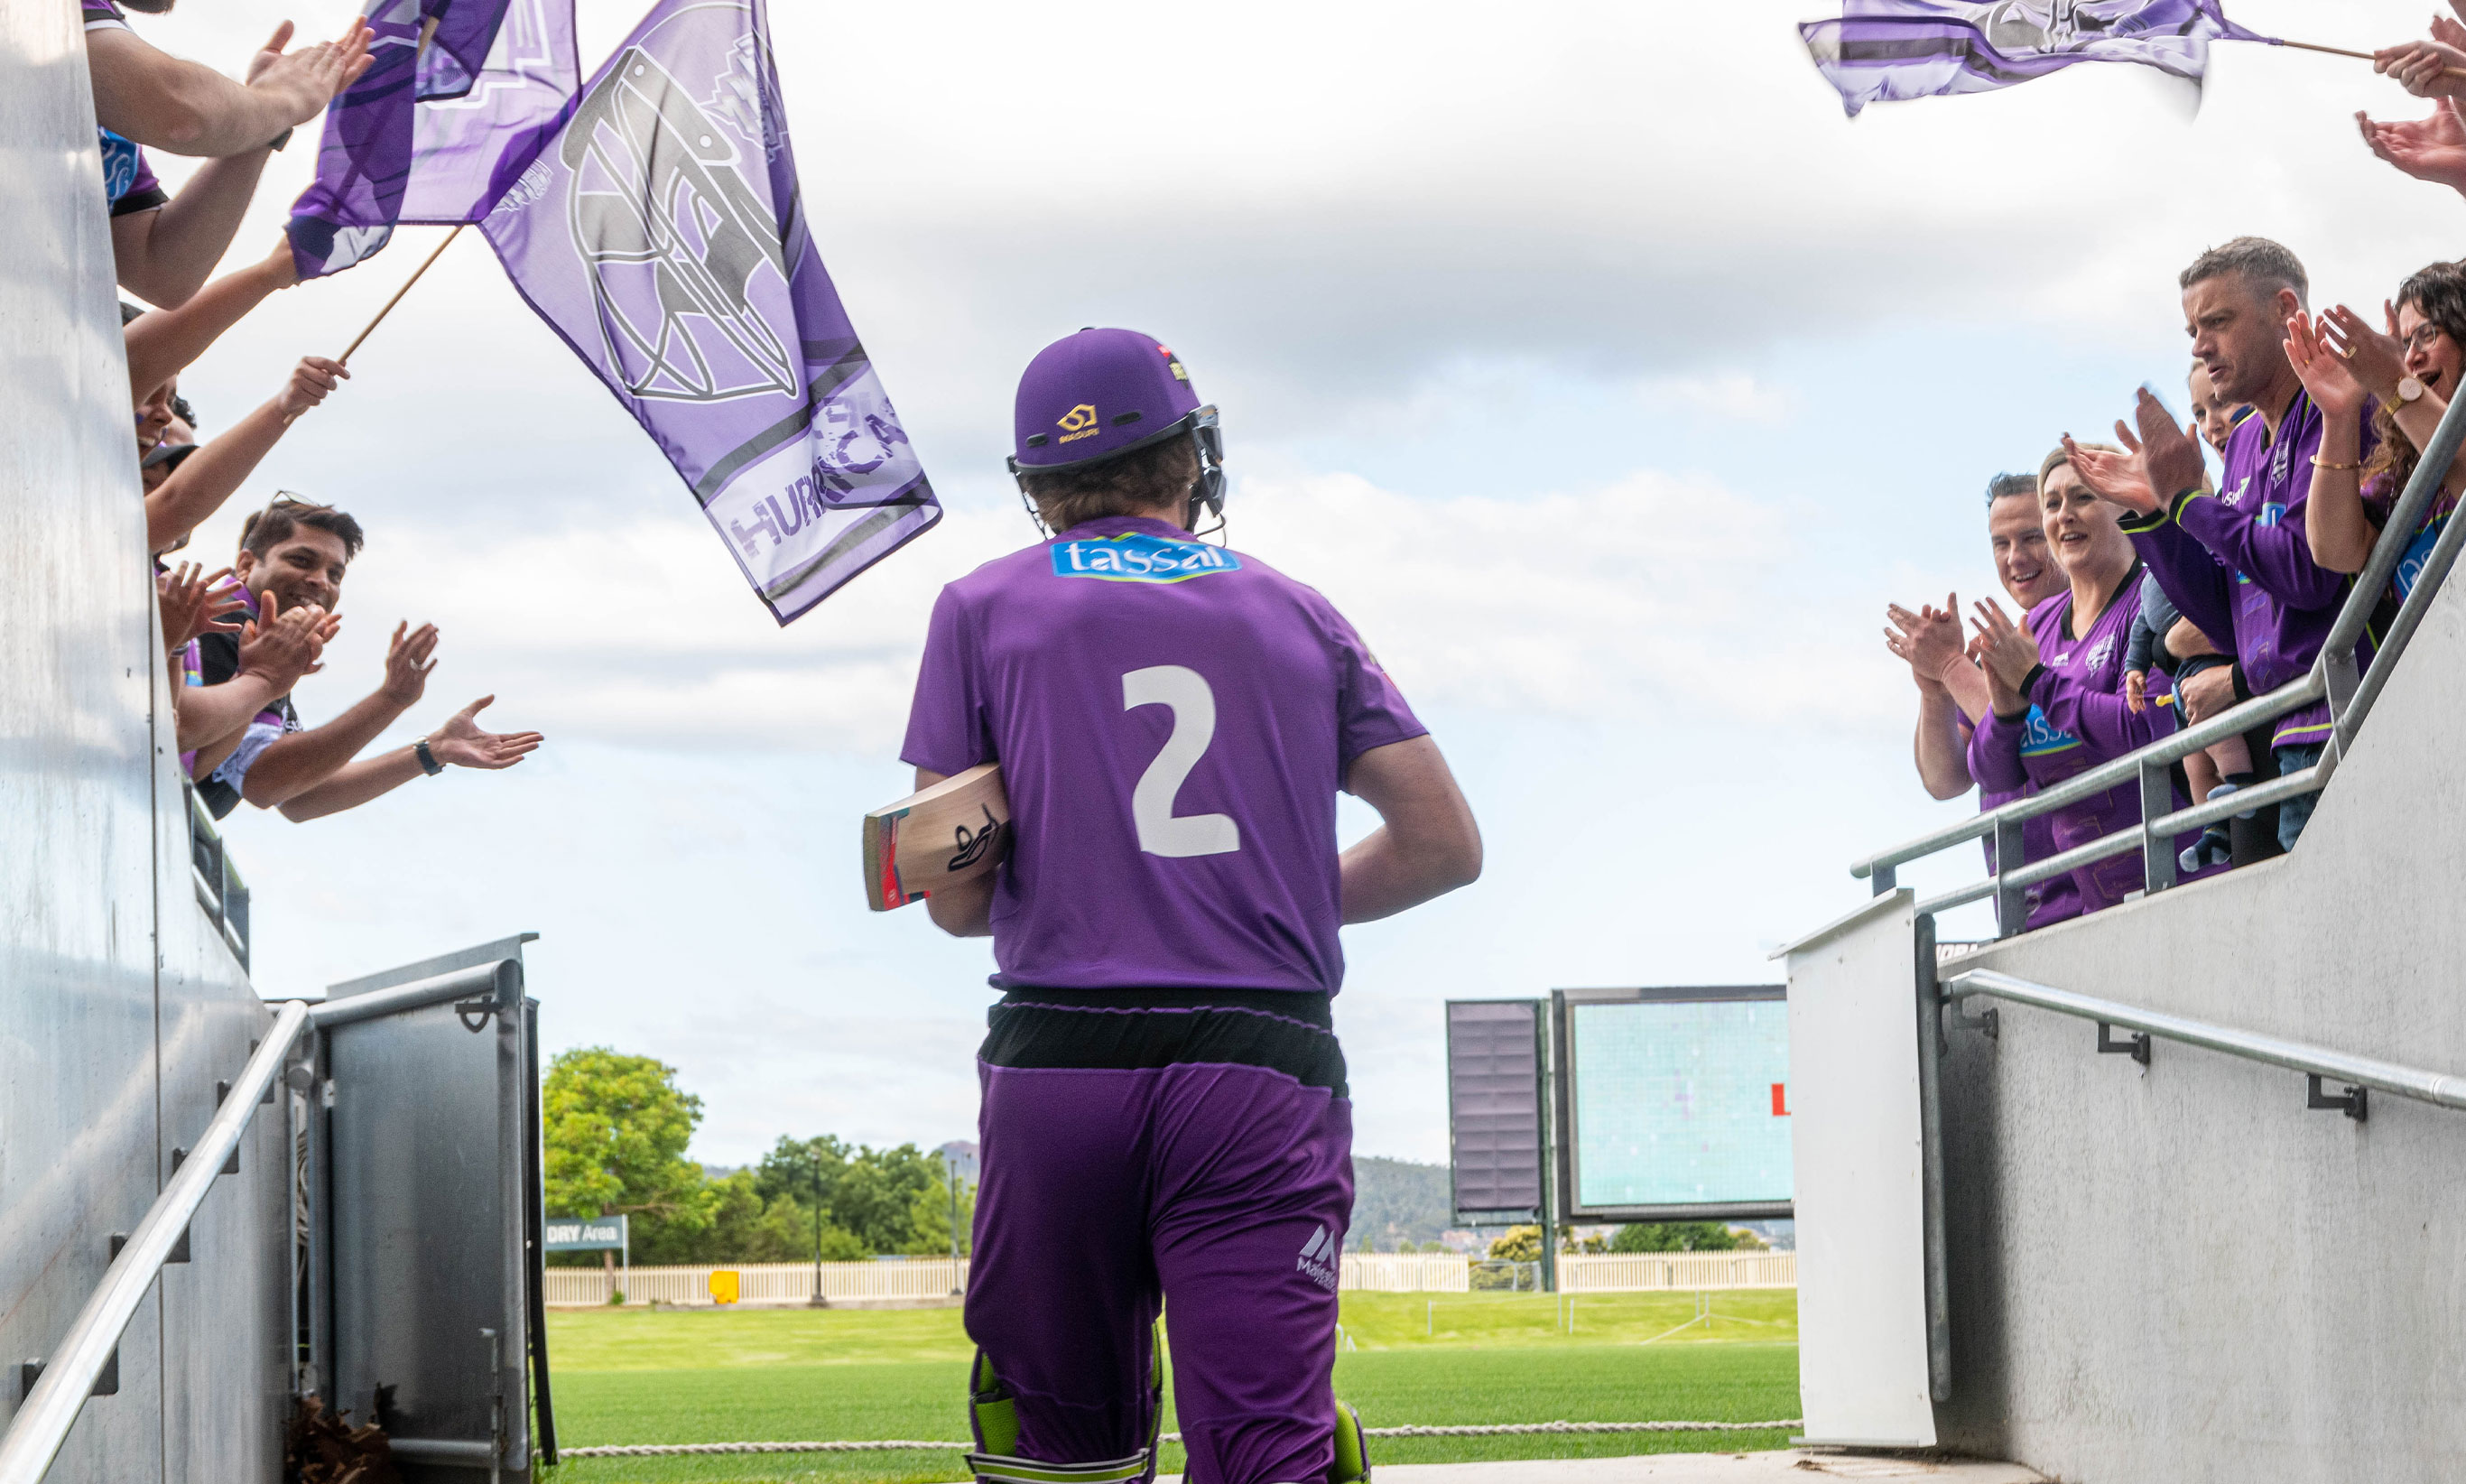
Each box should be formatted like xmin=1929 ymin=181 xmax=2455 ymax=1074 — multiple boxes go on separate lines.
xmin=1973 ymin=770 xmax=2081 ymax=932
xmin=1971 ymin=570 xmax=2221 ymax=914
xmin=2122 ymin=389 xmax=2374 ymax=750
xmin=902 ymin=515 xmax=1426 ymax=993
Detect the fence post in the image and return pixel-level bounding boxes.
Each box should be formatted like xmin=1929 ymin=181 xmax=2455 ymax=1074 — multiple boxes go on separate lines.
xmin=2138 ymin=756 xmax=2176 ymax=895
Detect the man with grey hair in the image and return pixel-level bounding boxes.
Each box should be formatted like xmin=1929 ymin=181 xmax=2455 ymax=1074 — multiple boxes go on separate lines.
xmin=2070 ymin=236 xmax=2373 ymax=851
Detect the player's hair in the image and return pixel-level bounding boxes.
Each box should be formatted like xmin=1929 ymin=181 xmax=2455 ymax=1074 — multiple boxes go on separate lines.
xmin=241 ymin=498 xmax=366 ymax=563
xmin=2368 ymin=259 xmax=2466 ymax=499
xmin=2179 ymin=237 xmax=2308 ymax=310
xmin=1018 ymin=436 xmax=1201 ymax=533
xmin=1984 ymin=472 xmax=2036 ymax=506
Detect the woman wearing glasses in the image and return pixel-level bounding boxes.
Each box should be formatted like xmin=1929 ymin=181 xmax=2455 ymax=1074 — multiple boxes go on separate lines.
xmin=2282 ymin=259 xmax=2466 ymax=598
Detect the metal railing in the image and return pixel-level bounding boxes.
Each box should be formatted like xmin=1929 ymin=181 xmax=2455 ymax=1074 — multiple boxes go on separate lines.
xmin=0 ymin=1003 xmax=311 ymax=1484
xmin=0 ymin=962 xmax=516 ymax=1484
xmin=186 ymin=784 xmax=250 ymax=970
xmin=1852 ymin=387 xmax=2466 ymax=932
xmin=1946 ymin=968 xmax=2466 ymax=1122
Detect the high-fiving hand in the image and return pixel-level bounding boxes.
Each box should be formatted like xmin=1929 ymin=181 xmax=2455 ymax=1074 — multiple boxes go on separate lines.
xmin=379 ymin=622 xmax=442 ymax=708
xmin=426 ymin=697 xmax=544 ymax=772
xmin=157 ymin=562 xmax=247 ymax=652
xmin=2357 ymin=97 xmax=2466 ymax=193
xmin=1884 ymin=593 xmax=1968 ymax=689
xmin=1969 ymin=597 xmax=2044 ymax=696
xmin=2284 ymin=311 xmax=2369 ymax=421
xmin=246 ymin=18 xmax=376 ymax=130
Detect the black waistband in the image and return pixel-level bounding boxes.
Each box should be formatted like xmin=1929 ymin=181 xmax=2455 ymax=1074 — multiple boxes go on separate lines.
xmin=982 ymin=988 xmax=1344 ymax=1095
xmin=995 ymin=986 xmax=1332 ymax=1030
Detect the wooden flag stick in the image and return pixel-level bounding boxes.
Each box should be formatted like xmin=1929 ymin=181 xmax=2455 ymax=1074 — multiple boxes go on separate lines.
xmin=2274 ymin=36 xmax=2466 ymax=79
xmin=337 ymin=224 xmax=462 ymax=366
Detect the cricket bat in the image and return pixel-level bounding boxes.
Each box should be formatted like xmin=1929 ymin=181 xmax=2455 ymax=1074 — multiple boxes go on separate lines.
xmin=862 ymin=763 xmax=1011 ymax=912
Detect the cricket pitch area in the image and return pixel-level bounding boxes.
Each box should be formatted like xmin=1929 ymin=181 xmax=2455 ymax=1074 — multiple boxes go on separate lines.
xmin=539 ymin=1290 xmax=1803 ymax=1484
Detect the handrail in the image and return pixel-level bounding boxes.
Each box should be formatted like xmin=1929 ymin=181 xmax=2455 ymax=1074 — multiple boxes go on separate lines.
xmin=1850 ymin=385 xmax=2466 ymax=913
xmin=310 ymin=960 xmax=515 ymax=1029
xmin=1944 ymin=969 xmax=2466 ymax=1111
xmin=0 ymin=1001 xmax=312 ymax=1484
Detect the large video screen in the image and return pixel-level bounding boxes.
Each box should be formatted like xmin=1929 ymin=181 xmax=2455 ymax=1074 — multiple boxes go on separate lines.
xmin=1560 ymin=988 xmax=1790 ymax=1218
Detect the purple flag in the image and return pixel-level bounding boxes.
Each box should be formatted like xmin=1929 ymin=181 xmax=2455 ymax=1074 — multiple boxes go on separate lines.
xmin=479 ymin=0 xmax=940 ymax=624
xmin=1800 ymin=0 xmax=2276 ymax=116
xmin=288 ymin=0 xmax=579 ymax=278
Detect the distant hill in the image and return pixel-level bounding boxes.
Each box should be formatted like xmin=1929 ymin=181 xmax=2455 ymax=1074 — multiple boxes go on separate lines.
xmin=1349 ymin=1155 xmax=1452 ymax=1249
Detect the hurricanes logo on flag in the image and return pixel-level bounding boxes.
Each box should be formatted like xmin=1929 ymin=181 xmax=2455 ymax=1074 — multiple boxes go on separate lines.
xmin=561 ymin=44 xmax=796 ymax=403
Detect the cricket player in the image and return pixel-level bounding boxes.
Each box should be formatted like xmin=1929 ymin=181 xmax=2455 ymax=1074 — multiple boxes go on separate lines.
xmin=900 ymin=328 xmax=1483 ymax=1484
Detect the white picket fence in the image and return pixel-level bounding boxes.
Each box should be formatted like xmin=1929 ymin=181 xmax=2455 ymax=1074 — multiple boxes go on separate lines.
xmin=546 ymin=1251 xmax=1793 ymax=1306
xmin=546 ymin=1258 xmax=969 ymax=1307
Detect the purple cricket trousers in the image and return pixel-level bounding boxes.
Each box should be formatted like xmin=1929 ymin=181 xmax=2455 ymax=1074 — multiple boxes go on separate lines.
xmin=967 ymin=988 xmax=1355 ymax=1484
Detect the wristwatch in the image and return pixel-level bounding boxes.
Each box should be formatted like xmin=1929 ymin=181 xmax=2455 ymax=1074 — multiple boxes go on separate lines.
xmin=413 ymin=737 xmax=444 ymax=776
xmin=2398 ymin=376 xmax=2427 ymax=404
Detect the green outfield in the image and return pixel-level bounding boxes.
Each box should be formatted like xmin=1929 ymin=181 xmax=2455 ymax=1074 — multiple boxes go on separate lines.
xmin=539 ymin=1289 xmax=1799 ymax=1484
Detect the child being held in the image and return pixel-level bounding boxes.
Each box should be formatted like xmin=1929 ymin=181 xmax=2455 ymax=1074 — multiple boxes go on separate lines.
xmin=2123 ymin=570 xmax=2253 ymax=873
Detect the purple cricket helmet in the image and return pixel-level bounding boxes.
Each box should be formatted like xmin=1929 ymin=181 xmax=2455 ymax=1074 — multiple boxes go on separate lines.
xmin=1006 ymin=327 xmax=1225 ymax=524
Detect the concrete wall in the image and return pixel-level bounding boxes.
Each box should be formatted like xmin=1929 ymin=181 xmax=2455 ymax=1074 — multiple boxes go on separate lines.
xmin=0 ymin=6 xmax=288 ymax=1480
xmin=1927 ymin=565 xmax=2466 ymax=1478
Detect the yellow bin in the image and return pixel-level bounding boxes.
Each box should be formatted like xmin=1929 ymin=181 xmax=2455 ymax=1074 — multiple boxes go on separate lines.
xmin=709 ymin=1269 xmax=740 ymax=1305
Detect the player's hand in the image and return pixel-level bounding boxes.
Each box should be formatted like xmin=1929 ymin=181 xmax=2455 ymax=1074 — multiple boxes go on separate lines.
xmin=2125 ymin=668 xmax=2147 ymax=713
xmin=275 ymin=356 xmax=348 ymax=419
xmin=1969 ymin=596 xmax=2042 ymax=693
xmin=427 ymin=696 xmax=543 ymax=771
xmin=380 ymin=621 xmax=440 ymax=707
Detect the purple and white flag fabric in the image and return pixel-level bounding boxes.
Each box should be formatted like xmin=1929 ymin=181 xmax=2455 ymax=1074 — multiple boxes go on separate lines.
xmin=480 ymin=0 xmax=940 ymax=623
xmin=288 ymin=0 xmax=579 ymax=278
xmin=1800 ymin=0 xmax=2274 ymax=116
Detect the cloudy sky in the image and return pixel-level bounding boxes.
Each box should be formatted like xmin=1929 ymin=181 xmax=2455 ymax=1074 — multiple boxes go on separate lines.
xmin=134 ymin=0 xmax=2463 ymax=1166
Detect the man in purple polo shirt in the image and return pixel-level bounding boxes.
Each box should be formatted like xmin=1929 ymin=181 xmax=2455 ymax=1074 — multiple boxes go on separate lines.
xmin=2082 ymin=237 xmax=2372 ymax=851
xmin=900 ymin=329 xmax=1482 ymax=1484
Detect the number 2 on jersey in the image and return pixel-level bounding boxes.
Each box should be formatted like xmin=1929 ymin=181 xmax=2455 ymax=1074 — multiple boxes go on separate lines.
xmin=1122 ymin=665 xmax=1241 ymax=858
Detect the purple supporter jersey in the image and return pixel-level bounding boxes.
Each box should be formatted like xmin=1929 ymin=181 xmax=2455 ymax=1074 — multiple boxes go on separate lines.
xmin=2122 ymin=390 xmax=2373 ymax=749
xmin=901 ymin=515 xmax=1426 ymax=994
xmin=2362 ymin=470 xmax=2457 ymax=614
xmin=1971 ymin=570 xmax=2221 ymax=914
xmin=81 ymin=1 xmax=127 ymax=28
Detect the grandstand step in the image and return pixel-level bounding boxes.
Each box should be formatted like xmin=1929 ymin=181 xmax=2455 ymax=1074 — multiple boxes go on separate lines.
xmin=1165 ymin=1455 xmax=2043 ymax=1484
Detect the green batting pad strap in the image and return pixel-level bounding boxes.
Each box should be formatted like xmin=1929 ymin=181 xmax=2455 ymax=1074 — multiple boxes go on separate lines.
xmin=966 ymin=1451 xmax=1153 ymax=1484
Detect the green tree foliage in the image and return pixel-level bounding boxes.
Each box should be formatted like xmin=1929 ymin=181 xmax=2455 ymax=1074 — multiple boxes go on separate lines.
xmin=1488 ymin=1225 xmax=1543 ymax=1262
xmin=1609 ymin=1220 xmax=1745 ymax=1253
xmin=543 ymin=1048 xmax=717 ymax=1251
xmin=541 ymin=1048 xmax=976 ymax=1265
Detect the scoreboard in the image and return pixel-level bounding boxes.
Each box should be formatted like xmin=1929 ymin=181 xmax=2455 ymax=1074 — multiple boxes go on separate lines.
xmin=1554 ymin=986 xmax=1791 ymax=1220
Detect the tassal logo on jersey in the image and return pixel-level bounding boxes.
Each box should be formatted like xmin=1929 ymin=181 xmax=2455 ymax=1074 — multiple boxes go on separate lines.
xmin=1051 ymin=532 xmax=1242 ymax=583
xmin=2018 ymin=703 xmax=2080 ymax=758
xmin=1297 ymin=1225 xmax=1340 ymax=1291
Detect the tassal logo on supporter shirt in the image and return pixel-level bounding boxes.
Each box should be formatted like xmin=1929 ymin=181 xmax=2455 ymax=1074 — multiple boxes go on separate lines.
xmin=2018 ymin=704 xmax=2080 ymax=758
xmin=1051 ymin=532 xmax=1242 ymax=583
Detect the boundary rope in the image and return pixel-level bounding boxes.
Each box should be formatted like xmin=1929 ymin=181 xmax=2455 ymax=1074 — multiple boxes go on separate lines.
xmin=560 ymin=1420 xmax=1806 ymax=1458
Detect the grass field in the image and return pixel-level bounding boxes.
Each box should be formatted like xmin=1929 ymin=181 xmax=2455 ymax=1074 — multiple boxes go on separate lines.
xmin=540 ymin=1290 xmax=1799 ymax=1484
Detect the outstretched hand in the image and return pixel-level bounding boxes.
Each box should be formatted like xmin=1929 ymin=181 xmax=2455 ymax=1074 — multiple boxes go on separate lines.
xmin=2284 ymin=311 xmax=2369 ymax=420
xmin=380 ymin=621 xmax=440 ymax=707
xmin=275 ymin=357 xmax=348 ymax=421
xmin=156 ymin=563 xmax=247 ymax=652
xmin=2109 ymin=388 xmax=2204 ymax=508
xmin=2062 ymin=432 xmax=2156 ymax=515
xmin=247 ymin=17 xmax=375 ymax=128
xmin=427 ymin=696 xmax=544 ymax=771
xmin=236 ymin=591 xmax=329 ymax=691
xmin=2357 ymin=98 xmax=2466 ymax=194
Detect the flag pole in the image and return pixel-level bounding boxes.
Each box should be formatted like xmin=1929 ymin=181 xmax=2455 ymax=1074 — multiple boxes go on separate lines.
xmin=2271 ymin=37 xmax=2466 ymax=78
xmin=331 ymin=13 xmax=453 ymax=369
xmin=336 ymin=224 xmax=463 ymax=366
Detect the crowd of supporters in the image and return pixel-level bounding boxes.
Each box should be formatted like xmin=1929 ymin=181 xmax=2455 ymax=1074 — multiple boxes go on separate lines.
xmin=1885 ymin=27 xmax=2466 ymax=931
xmin=1887 ymin=236 xmax=2424 ymax=923
xmin=84 ymin=0 xmax=541 ymax=830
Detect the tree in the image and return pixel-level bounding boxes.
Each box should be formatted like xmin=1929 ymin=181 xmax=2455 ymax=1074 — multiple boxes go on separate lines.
xmin=1609 ymin=1221 xmax=1743 ymax=1253
xmin=542 ymin=1048 xmax=717 ymax=1253
xmin=1488 ymin=1226 xmax=1543 ymax=1263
